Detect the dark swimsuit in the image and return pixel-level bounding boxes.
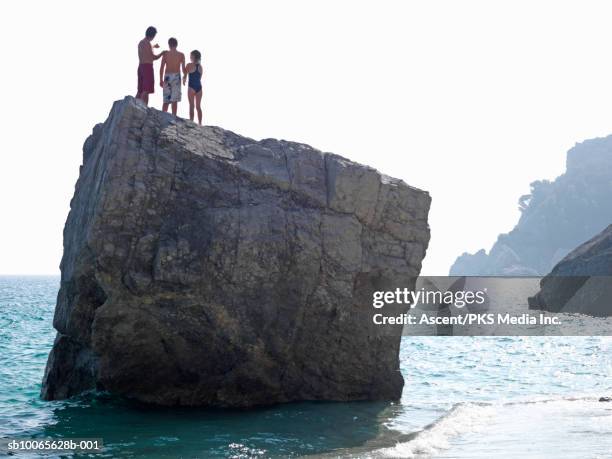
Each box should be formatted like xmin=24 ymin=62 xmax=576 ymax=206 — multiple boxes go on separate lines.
xmin=188 ymin=64 xmax=202 ymax=93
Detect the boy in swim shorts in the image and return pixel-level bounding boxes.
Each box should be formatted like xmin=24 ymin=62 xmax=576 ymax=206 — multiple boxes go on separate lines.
xmin=159 ymin=37 xmax=186 ymax=116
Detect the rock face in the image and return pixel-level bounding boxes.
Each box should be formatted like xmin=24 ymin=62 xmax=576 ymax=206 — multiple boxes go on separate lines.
xmin=41 ymin=97 xmax=431 ymax=407
xmin=528 ymin=225 xmax=612 ymax=317
xmin=450 ymin=136 xmax=612 ymax=275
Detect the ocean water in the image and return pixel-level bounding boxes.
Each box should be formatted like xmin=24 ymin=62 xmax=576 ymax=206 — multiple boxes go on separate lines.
xmin=1 ymin=275 xmax=611 ymax=458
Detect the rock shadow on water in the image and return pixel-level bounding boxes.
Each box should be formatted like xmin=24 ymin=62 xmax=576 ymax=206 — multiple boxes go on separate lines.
xmin=40 ymin=392 xmax=402 ymax=458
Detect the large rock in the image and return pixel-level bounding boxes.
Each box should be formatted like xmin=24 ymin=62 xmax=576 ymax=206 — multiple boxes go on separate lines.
xmin=41 ymin=97 xmax=431 ymax=407
xmin=450 ymin=136 xmax=612 ymax=275
xmin=528 ymin=224 xmax=612 ymax=316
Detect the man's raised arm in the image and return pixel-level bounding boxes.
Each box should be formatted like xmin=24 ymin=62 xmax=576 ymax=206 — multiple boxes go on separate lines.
xmin=153 ymin=43 xmax=164 ymax=60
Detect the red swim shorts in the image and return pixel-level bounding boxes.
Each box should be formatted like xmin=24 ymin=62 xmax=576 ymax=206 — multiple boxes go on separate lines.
xmin=137 ymin=63 xmax=154 ymax=94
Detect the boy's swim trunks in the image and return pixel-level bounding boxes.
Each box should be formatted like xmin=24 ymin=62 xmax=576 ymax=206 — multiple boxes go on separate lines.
xmin=163 ymin=73 xmax=182 ymax=103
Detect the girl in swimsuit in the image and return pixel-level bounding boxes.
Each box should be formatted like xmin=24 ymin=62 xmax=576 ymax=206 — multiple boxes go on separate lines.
xmin=183 ymin=50 xmax=203 ymax=125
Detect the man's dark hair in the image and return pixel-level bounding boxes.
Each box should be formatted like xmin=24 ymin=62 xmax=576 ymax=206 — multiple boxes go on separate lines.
xmin=145 ymin=26 xmax=157 ymax=39
xmin=168 ymin=37 xmax=178 ymax=48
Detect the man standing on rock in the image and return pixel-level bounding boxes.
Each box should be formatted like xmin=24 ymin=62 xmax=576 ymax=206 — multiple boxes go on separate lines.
xmin=136 ymin=26 xmax=165 ymax=106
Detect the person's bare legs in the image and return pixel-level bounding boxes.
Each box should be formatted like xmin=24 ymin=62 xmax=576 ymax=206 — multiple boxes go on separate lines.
xmin=171 ymin=102 xmax=178 ymax=116
xmin=162 ymin=102 xmax=169 ymax=112
xmin=140 ymin=92 xmax=149 ymax=106
xmin=195 ymin=91 xmax=203 ymax=125
xmin=188 ymin=88 xmax=195 ymax=122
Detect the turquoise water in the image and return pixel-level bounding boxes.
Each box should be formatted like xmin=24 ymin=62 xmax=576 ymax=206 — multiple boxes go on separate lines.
xmin=1 ymin=276 xmax=611 ymax=458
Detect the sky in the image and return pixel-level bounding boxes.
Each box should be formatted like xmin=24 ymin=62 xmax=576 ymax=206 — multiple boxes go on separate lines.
xmin=2 ymin=0 xmax=612 ymax=275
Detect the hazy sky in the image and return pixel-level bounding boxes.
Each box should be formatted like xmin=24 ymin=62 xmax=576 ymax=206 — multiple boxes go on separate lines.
xmin=2 ymin=0 xmax=612 ymax=275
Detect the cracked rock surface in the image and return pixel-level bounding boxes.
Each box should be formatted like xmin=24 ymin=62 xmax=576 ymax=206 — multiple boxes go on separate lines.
xmin=41 ymin=97 xmax=431 ymax=407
